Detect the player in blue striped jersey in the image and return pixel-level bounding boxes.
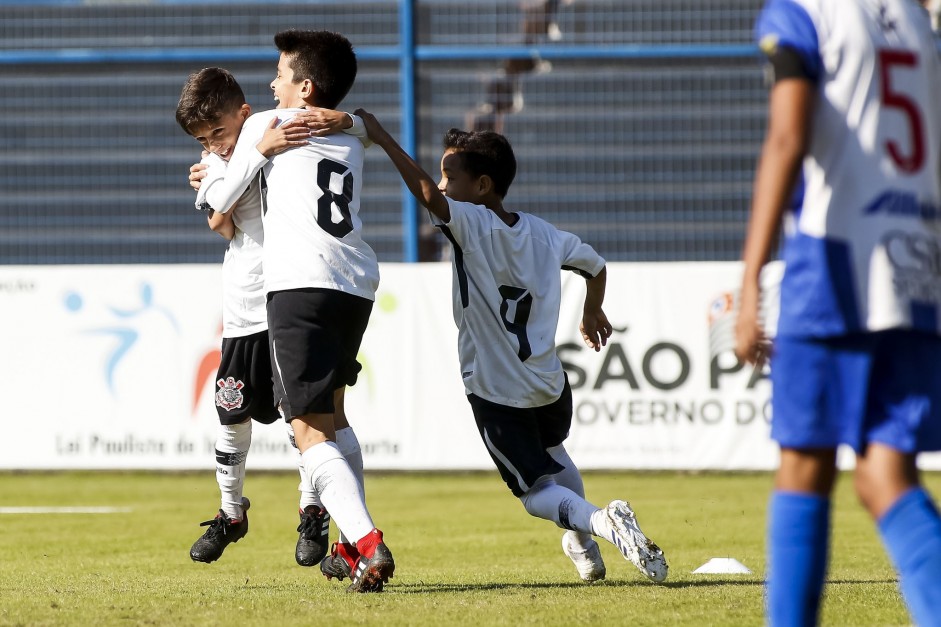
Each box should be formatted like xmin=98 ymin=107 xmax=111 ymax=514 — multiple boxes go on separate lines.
xmin=735 ymin=1 xmax=941 ymax=623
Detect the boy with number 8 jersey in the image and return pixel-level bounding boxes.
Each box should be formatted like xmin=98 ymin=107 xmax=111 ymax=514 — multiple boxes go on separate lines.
xmin=195 ymin=30 xmax=393 ymax=593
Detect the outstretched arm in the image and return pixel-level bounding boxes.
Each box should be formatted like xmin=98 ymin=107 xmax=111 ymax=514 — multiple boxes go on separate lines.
xmin=297 ymin=107 xmax=371 ymax=146
xmin=355 ymin=108 xmax=451 ymax=222
xmin=580 ymin=266 xmax=613 ymax=351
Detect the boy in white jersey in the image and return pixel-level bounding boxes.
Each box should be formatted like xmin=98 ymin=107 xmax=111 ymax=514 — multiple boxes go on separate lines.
xmin=357 ymin=111 xmax=669 ymax=584
xmin=177 ymin=67 xmax=356 ymax=567
xmin=735 ymin=1 xmax=941 ymax=623
xmin=177 ymin=67 xmax=311 ymax=564
xmin=194 ymin=30 xmax=392 ymax=593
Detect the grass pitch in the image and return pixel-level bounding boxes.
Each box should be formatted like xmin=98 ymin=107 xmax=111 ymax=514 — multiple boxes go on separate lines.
xmin=1 ymin=470 xmax=938 ymax=626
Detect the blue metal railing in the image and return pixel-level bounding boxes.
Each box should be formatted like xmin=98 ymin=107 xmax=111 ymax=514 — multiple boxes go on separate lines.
xmin=0 ymin=0 xmax=766 ymax=263
xmin=398 ymin=0 xmax=419 ymax=262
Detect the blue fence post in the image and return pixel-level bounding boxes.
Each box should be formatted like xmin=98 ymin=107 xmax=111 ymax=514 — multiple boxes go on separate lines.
xmin=399 ymin=0 xmax=419 ymax=262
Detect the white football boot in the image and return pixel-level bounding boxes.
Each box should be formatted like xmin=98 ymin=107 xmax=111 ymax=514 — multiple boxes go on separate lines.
xmin=602 ymin=500 xmax=668 ymax=582
xmin=562 ymin=531 xmax=606 ymax=582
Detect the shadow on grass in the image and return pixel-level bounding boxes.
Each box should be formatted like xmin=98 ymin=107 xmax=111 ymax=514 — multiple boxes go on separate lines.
xmin=826 ymin=579 xmax=899 ymax=585
xmin=388 ymin=579 xmax=753 ymax=594
xmin=391 ymin=581 xmax=635 ymax=594
xmin=384 ymin=577 xmax=898 ymax=594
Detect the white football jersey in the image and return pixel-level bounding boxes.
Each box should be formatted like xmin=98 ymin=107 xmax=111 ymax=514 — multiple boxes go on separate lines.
xmin=196 ymin=152 xmax=266 ymax=338
xmin=757 ymin=0 xmax=941 ymax=336
xmin=434 ymin=198 xmax=605 ymax=407
xmin=198 ymin=109 xmax=379 ymax=300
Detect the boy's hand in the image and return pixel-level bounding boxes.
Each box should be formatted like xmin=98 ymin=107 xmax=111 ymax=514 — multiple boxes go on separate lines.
xmin=734 ymin=283 xmax=770 ymax=366
xmin=256 ymin=117 xmax=310 ymax=158
xmin=580 ymin=308 xmax=613 ymax=352
xmin=188 ymin=162 xmax=208 ymax=191
xmin=297 ymin=107 xmax=353 ymax=137
xmin=354 ymin=108 xmax=390 ymax=145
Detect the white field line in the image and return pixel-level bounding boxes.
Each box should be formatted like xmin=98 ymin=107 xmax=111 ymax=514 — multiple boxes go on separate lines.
xmin=0 ymin=506 xmax=132 ymax=514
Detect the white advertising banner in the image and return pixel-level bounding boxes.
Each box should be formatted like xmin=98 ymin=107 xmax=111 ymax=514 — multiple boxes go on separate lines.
xmin=2 ymin=263 xmax=939 ymax=471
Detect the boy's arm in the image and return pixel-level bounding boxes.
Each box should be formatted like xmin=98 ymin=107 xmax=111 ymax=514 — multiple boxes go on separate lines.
xmin=183 ymin=149 xmax=232 ymax=239
xmin=342 ymin=113 xmax=373 ymax=147
xmin=199 ymin=115 xmax=307 ymax=214
xmin=199 ymin=118 xmax=269 ymax=214
xmin=734 ymin=77 xmax=813 ymax=365
xmin=580 ymin=266 xmax=613 ymax=352
xmin=256 ymin=116 xmax=310 ymax=158
xmin=355 ymin=108 xmax=450 ymax=222
xmin=193 ymin=153 xmax=235 ymax=240
xmin=298 ymin=107 xmax=372 ymax=146
xmin=207 ymin=208 xmax=236 ymax=240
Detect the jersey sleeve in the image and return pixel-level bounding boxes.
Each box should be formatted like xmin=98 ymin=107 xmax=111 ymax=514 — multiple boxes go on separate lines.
xmin=194 ymin=152 xmax=227 ymax=212
xmin=432 ymin=197 xmax=480 ymax=249
xmin=343 ymin=114 xmax=373 ymax=148
xmin=200 ymin=113 xmax=271 ymax=214
xmin=756 ymin=0 xmax=822 ymax=83
xmin=555 ymin=228 xmax=605 ymax=279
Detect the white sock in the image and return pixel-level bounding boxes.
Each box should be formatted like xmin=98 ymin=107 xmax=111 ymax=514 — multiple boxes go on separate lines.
xmin=548 ymin=444 xmax=594 ymax=549
xmin=215 ymin=421 xmax=251 ymax=520
xmin=335 ymin=426 xmax=364 ymax=544
xmin=590 ymin=508 xmax=612 ymax=539
xmin=519 ymin=476 xmax=600 ymax=536
xmin=300 ymin=441 xmax=374 ymax=543
xmin=285 ymin=421 xmax=319 ymax=510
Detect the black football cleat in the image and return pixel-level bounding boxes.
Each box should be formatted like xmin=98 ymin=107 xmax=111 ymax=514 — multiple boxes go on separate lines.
xmin=189 ymin=497 xmax=250 ymax=563
xmin=295 ymin=505 xmax=330 ymax=566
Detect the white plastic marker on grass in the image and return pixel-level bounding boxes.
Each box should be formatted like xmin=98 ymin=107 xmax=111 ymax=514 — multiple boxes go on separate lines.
xmin=692 ymin=558 xmax=752 ymax=574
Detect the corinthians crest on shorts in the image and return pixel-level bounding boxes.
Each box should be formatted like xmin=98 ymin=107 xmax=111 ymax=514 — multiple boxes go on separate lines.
xmin=215 ymin=377 xmax=245 ymax=411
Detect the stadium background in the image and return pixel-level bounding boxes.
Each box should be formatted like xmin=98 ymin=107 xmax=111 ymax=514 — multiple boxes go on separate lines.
xmin=0 ymin=0 xmax=762 ymax=265
xmin=1 ymin=7 xmax=940 ymax=624
xmin=18 ymin=0 xmax=918 ymax=473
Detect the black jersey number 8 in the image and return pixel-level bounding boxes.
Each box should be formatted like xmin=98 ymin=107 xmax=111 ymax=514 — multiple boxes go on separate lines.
xmin=499 ymin=285 xmax=533 ymax=362
xmin=317 ymin=159 xmax=354 ymax=238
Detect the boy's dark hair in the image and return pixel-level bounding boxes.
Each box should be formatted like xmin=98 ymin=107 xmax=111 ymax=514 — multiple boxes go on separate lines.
xmin=274 ymin=29 xmax=357 ymax=109
xmin=443 ymin=128 xmax=517 ymax=198
xmin=175 ymin=67 xmax=246 ymax=135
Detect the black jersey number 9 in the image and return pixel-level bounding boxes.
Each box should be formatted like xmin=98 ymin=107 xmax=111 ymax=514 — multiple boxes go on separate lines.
xmin=499 ymin=286 xmax=533 ymax=362
xmin=317 ymin=159 xmax=354 ymax=238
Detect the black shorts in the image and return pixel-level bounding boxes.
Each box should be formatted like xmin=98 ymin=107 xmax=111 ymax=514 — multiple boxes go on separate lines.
xmin=267 ymin=288 xmax=373 ymax=419
xmin=467 ymin=377 xmax=572 ymax=497
xmin=215 ymin=330 xmax=279 ymax=426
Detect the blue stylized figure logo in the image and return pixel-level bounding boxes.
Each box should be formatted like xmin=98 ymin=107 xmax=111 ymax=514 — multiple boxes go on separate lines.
xmin=64 ymin=283 xmax=179 ymax=394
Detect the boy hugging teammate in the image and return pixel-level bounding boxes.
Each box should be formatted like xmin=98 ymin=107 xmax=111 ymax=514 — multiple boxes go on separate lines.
xmin=190 ymin=31 xmax=393 ymax=593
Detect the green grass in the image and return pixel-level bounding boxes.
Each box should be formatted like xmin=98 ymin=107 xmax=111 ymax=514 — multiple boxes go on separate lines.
xmin=1 ymin=471 xmax=938 ymax=626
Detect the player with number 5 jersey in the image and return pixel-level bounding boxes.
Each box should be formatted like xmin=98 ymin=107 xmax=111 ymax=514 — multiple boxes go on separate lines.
xmin=756 ymin=0 xmax=941 ymax=337
xmin=735 ymin=1 xmax=941 ymax=624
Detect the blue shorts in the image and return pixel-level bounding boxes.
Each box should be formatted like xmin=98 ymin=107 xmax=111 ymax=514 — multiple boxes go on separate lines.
xmin=771 ymin=331 xmax=941 ymax=454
